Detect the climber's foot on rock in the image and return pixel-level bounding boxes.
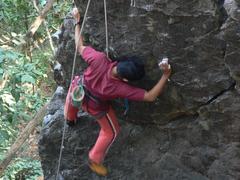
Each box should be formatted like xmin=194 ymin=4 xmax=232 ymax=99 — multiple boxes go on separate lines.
xmin=88 ymin=160 xmax=108 ymax=176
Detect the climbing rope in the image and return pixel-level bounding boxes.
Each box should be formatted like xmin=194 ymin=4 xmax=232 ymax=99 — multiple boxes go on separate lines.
xmin=103 ymin=0 xmax=109 ymax=58
xmin=56 ymin=0 xmax=92 ymax=179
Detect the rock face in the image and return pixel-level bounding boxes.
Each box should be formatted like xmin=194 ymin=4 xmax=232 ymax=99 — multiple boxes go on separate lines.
xmin=39 ymin=0 xmax=240 ymax=179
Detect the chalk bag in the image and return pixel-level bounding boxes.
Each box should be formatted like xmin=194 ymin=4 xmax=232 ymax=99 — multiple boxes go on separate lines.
xmin=71 ymin=85 xmax=85 ymax=107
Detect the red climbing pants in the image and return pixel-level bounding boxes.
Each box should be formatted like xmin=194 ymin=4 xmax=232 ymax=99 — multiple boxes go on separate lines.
xmin=64 ymin=81 xmax=121 ymax=164
xmin=89 ymin=106 xmax=120 ymax=164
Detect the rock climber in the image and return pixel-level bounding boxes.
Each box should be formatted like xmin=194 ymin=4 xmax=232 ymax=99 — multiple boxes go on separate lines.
xmin=64 ymin=7 xmax=172 ymax=176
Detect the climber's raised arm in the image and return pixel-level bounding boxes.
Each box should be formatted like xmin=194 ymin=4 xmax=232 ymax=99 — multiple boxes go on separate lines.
xmin=72 ymin=7 xmax=86 ymax=55
xmin=143 ymin=62 xmax=171 ymax=102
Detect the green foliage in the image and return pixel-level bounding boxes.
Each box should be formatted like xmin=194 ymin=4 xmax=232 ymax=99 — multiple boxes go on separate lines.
xmin=0 ymin=48 xmax=50 ymax=179
xmin=0 ymin=0 xmax=71 ymax=153
xmin=0 ymin=0 xmax=37 ymax=33
xmin=3 ymin=158 xmax=43 ymax=180
xmin=0 ymin=48 xmax=49 ymax=162
xmin=50 ymin=1 xmax=72 ymax=25
xmin=0 ymin=0 xmax=72 ymax=43
xmin=0 ymin=121 xmax=15 ymax=159
xmin=0 ymin=48 xmax=47 ymax=119
xmin=0 ymin=0 xmax=72 ymax=178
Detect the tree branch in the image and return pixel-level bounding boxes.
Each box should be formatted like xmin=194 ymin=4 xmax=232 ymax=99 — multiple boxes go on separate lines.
xmin=26 ymin=0 xmax=55 ymax=38
xmin=32 ymin=0 xmax=55 ymax=54
xmin=0 ymin=104 xmax=48 ymax=177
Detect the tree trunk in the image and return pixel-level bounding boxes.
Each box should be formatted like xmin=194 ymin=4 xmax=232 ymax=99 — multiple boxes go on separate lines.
xmin=0 ymin=104 xmax=48 ymax=177
xmin=26 ymin=0 xmax=55 ymax=38
xmin=32 ymin=0 xmax=55 ymax=54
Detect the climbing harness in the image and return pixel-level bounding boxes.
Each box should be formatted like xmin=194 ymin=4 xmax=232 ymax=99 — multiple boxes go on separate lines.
xmin=56 ymin=0 xmax=92 ymax=179
xmin=84 ymin=87 xmax=109 ymax=119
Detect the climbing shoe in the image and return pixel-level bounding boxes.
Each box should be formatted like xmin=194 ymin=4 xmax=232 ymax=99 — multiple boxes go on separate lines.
xmin=89 ymin=160 xmax=108 ymax=176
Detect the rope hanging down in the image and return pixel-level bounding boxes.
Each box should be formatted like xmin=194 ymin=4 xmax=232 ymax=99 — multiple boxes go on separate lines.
xmin=56 ymin=0 xmax=92 ymax=179
xmin=104 ymin=0 xmax=109 ymax=58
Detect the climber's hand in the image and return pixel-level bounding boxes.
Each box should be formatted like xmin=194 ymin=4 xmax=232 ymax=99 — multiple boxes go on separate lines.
xmin=161 ymin=63 xmax=171 ymax=78
xmin=72 ymin=7 xmax=80 ymax=22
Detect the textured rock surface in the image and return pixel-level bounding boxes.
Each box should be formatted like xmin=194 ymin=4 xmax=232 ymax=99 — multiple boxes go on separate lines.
xmin=39 ymin=0 xmax=240 ymax=179
xmin=222 ymin=0 xmax=240 ymax=93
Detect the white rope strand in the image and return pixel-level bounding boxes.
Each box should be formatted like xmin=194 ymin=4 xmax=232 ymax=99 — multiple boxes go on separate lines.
xmin=103 ymin=0 xmax=109 ymax=58
xmin=56 ymin=0 xmax=91 ymax=179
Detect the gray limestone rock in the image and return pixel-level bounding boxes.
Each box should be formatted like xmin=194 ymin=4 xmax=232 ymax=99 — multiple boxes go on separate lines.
xmin=38 ymin=0 xmax=240 ymax=179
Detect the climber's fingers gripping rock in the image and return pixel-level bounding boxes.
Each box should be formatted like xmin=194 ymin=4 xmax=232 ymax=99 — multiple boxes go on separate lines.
xmin=159 ymin=58 xmax=171 ymax=78
xmin=72 ymin=7 xmax=80 ymax=21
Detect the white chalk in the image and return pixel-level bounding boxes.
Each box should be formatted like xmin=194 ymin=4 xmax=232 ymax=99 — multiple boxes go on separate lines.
xmin=159 ymin=57 xmax=170 ymax=70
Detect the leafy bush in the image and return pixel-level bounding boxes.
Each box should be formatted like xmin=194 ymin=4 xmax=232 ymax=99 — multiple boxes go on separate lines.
xmin=0 ymin=0 xmax=37 ymax=34
xmin=3 ymin=158 xmax=43 ymax=180
xmin=0 ymin=0 xmax=72 ymax=178
xmin=0 ymin=48 xmax=48 ymax=122
xmin=0 ymin=47 xmax=51 ymax=176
